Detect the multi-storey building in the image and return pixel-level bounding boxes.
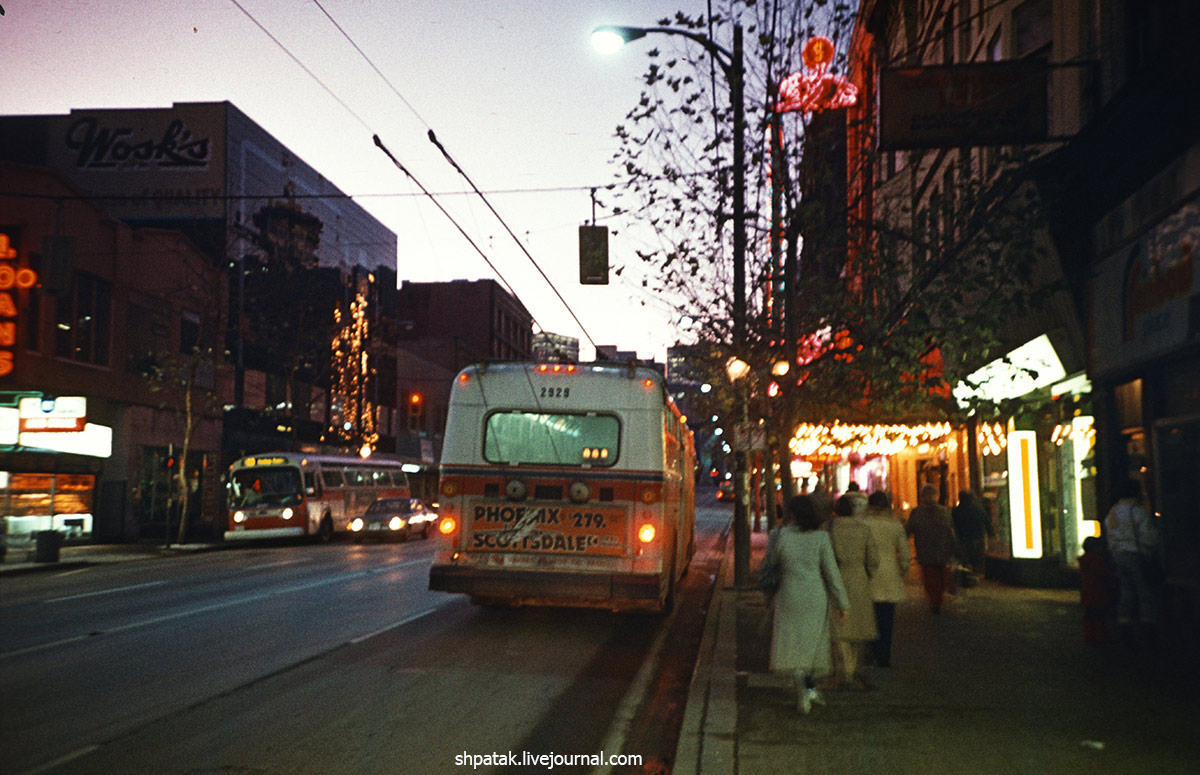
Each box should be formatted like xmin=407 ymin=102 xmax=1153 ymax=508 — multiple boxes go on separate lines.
xmin=1 ymin=162 xmax=227 ymax=541
xmin=846 ymin=1 xmax=1197 ymax=601
xmin=0 ymin=102 xmax=401 ymax=459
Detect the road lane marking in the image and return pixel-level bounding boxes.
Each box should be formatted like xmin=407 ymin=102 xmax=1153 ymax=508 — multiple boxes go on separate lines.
xmin=348 ymin=598 xmax=454 ymax=645
xmin=44 ymin=580 xmax=167 ymax=604
xmin=589 ymin=607 xmax=675 ymax=775
xmin=18 ymin=743 xmax=99 ymax=775
xmin=1 ymin=558 xmax=435 ymax=661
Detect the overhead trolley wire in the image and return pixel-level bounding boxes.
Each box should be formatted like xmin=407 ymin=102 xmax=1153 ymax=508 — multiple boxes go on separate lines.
xmin=311 ymin=0 xmax=601 ymax=351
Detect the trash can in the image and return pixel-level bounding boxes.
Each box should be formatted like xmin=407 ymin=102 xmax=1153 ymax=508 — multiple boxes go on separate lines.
xmin=35 ymin=530 xmax=64 ymax=563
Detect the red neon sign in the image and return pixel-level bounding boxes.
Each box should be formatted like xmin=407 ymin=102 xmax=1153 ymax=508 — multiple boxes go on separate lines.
xmin=776 ymin=37 xmax=858 ymax=114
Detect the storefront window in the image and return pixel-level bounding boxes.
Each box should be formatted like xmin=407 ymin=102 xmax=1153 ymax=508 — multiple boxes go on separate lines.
xmin=0 ymin=471 xmax=96 ymax=538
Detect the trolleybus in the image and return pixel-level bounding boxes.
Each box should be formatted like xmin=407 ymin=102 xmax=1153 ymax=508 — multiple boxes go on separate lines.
xmin=224 ymin=452 xmax=411 ymax=542
xmin=429 ymin=361 xmax=696 ymax=612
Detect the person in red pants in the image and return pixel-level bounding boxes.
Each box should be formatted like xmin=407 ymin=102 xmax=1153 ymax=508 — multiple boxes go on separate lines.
xmin=905 ymin=485 xmax=956 ymax=613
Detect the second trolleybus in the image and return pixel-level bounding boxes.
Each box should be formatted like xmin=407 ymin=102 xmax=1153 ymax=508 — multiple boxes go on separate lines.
xmin=224 ymin=452 xmax=412 ymax=542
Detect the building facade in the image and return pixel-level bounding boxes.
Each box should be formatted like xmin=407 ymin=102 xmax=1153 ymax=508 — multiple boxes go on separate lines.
xmin=0 ymin=102 xmax=401 ymax=459
xmin=2 ymin=162 xmax=227 ymax=542
xmin=847 ymin=0 xmax=1198 ymax=604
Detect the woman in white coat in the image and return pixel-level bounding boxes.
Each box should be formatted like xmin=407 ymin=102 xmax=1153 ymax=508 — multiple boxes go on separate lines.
xmin=862 ymin=490 xmax=910 ymax=667
xmin=765 ymin=495 xmax=850 ymax=713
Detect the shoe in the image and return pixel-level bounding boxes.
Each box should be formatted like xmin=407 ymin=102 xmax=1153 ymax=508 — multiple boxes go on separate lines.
xmin=851 ymin=676 xmax=875 ymax=691
xmin=807 ymin=688 xmax=826 ymax=706
xmin=798 ymin=689 xmax=812 ymax=714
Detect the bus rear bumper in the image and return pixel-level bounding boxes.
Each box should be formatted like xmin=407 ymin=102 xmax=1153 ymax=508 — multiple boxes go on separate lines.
xmin=223 ymin=527 xmax=306 ymax=541
xmin=429 ymin=564 xmax=665 ymax=610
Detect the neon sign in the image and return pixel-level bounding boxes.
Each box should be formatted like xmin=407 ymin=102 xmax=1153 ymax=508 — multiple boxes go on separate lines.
xmin=0 ymin=233 xmax=39 ymax=378
xmin=776 ymin=37 xmax=859 ymax=114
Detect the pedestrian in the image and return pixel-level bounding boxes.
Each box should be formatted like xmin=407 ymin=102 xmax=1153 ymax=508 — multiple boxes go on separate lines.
xmin=906 ymin=484 xmax=957 ymax=614
xmin=951 ymin=489 xmax=993 ymax=580
xmin=828 ymin=494 xmax=880 ymax=689
xmin=765 ymin=494 xmax=850 ymax=714
xmin=1103 ymin=477 xmax=1162 ymax=649
xmin=757 ymin=504 xmax=794 ymax=639
xmin=862 ymin=490 xmax=909 ymax=667
xmin=1078 ymin=535 xmax=1116 ymax=644
xmin=843 ymin=480 xmax=868 ymax=515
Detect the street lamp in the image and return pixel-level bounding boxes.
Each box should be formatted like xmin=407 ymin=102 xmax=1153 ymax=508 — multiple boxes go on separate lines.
xmin=594 ymin=21 xmax=751 ymax=586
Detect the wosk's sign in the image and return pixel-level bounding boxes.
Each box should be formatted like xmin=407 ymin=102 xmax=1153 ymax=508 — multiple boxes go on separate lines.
xmin=46 ymin=104 xmax=225 ymax=220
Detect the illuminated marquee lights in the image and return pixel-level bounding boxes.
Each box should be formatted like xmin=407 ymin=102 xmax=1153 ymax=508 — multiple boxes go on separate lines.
xmin=977 ymin=421 xmax=1008 ymax=457
xmin=789 ymin=421 xmax=954 ymax=458
xmin=1051 ymin=416 xmax=1095 ymax=448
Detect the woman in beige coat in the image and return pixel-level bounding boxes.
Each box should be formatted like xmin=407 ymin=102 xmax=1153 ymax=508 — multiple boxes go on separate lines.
xmin=862 ymin=491 xmax=910 ymax=667
xmin=829 ymin=494 xmax=881 ymax=689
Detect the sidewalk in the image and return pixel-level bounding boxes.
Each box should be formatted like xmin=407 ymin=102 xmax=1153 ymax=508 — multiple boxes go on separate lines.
xmin=0 ymin=537 xmax=225 ymax=575
xmin=673 ymin=528 xmax=1200 ymax=775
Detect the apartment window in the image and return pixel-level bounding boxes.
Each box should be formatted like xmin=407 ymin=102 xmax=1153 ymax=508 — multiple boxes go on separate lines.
xmin=126 ymin=299 xmax=169 ymax=375
xmin=180 ymin=311 xmax=201 ymax=355
xmin=55 ymin=272 xmax=111 ymax=366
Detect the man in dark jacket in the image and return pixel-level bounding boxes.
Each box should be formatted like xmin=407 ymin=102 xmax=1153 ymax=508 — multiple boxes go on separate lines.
xmin=906 ymin=485 xmax=956 ymax=613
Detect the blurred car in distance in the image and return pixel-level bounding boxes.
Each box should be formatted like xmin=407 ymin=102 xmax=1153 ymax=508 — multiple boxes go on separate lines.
xmin=350 ymin=497 xmax=438 ymax=541
xmin=716 ymin=481 xmax=734 ymax=501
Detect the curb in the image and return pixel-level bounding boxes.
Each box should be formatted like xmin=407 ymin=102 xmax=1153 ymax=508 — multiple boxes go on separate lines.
xmin=672 ymin=526 xmax=739 ymax=775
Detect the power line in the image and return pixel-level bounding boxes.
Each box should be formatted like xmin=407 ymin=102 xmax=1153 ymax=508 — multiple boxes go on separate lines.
xmin=227 ymin=0 xmax=373 ymax=134
xmin=427 ymin=129 xmax=599 ymax=352
xmin=371 ymin=134 xmax=549 ymax=338
xmin=310 ymin=0 xmax=603 ymax=350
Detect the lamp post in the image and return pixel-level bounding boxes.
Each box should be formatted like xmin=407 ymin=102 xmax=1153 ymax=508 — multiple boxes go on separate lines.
xmin=594 ymin=23 xmax=750 ymax=586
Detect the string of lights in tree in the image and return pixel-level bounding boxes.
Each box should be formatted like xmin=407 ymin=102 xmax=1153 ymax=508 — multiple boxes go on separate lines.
xmin=330 ymin=288 xmax=378 ymax=453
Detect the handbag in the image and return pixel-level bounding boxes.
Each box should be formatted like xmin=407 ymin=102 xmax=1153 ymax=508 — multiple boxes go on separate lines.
xmin=759 ymin=554 xmax=781 ymax=593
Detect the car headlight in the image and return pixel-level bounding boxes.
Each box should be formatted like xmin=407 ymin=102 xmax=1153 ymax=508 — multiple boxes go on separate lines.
xmin=282 ymin=507 xmax=294 ymax=520
xmin=350 ymin=518 xmax=364 ymax=532
xmin=233 ymin=510 xmax=246 ymax=523
xmin=389 ymin=516 xmax=405 ymax=531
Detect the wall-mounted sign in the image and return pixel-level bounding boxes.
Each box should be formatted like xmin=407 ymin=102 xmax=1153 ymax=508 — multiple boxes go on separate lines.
xmin=19 ymin=395 xmax=87 ymax=433
xmin=880 ymin=60 xmax=1048 ymax=150
xmin=1007 ymin=430 xmax=1043 ymax=559
xmin=0 ymin=231 xmax=39 ymax=379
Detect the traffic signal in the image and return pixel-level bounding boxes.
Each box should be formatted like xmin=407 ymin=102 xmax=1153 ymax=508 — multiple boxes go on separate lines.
xmin=407 ymin=392 xmax=423 ymax=430
xmin=579 ymin=224 xmax=609 ymax=285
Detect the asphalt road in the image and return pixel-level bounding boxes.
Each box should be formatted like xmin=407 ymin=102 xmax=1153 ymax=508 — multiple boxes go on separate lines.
xmin=1 ymin=502 xmax=731 ymax=775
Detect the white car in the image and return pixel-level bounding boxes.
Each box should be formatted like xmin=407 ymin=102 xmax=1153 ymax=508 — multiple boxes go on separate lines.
xmin=350 ymin=497 xmax=438 ymax=541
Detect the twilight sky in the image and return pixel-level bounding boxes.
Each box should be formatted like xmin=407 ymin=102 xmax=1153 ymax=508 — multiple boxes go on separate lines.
xmin=1 ymin=0 xmax=727 ymax=361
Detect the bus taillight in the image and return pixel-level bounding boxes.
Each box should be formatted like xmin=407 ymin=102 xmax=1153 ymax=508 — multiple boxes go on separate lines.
xmin=438 ymin=516 xmax=458 ymax=535
xmin=440 ymin=479 xmax=459 ymax=498
xmin=638 ymin=523 xmax=656 ymax=543
xmin=640 ymin=485 xmax=662 ymax=504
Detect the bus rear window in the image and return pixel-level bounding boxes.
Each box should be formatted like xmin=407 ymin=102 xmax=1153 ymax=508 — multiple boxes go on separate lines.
xmin=484 ymin=411 xmax=620 ymax=467
xmin=229 ymin=467 xmax=303 ymax=508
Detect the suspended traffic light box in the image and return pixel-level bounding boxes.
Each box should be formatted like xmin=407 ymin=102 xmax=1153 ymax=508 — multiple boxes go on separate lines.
xmin=579 ymin=224 xmax=609 ymax=285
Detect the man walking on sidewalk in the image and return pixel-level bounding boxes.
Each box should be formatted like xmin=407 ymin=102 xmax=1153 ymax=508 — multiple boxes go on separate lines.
xmin=906 ymin=485 xmax=956 ymax=614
